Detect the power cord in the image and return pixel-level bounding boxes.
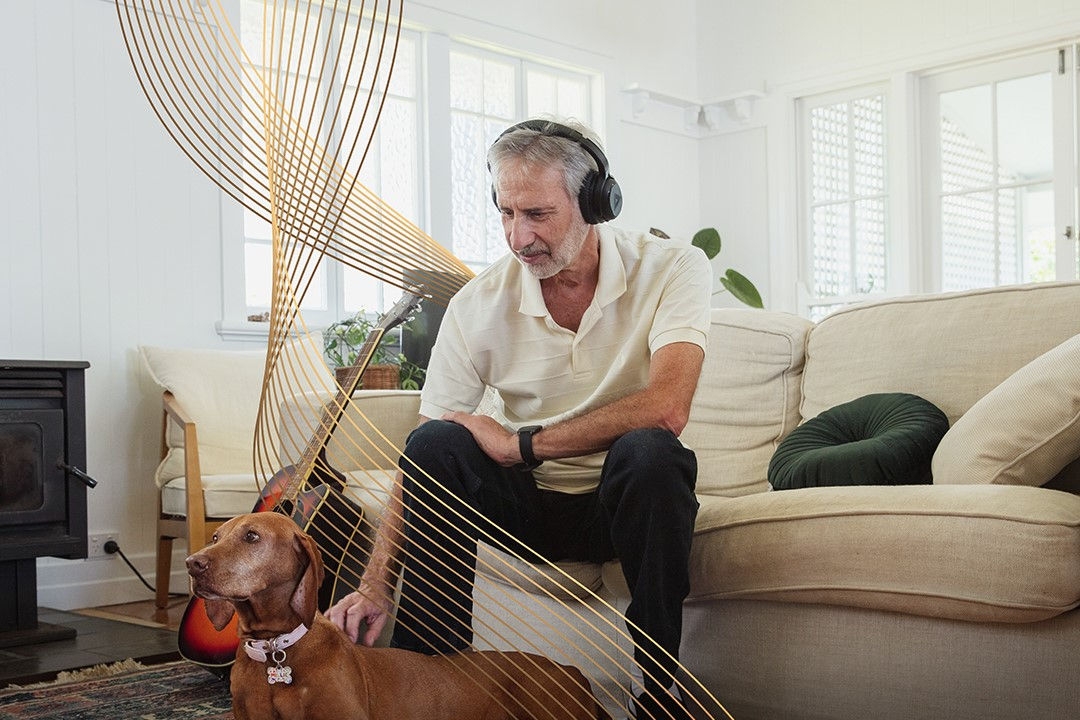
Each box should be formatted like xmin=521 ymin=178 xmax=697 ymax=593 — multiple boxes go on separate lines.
xmin=103 ymin=540 xmax=186 ymax=598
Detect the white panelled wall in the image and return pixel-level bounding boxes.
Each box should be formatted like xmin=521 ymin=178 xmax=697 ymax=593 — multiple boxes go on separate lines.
xmin=5 ymin=0 xmax=1080 ymax=609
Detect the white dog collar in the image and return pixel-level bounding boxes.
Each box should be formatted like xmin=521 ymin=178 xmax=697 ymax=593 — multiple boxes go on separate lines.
xmin=243 ymin=623 xmax=308 ymax=684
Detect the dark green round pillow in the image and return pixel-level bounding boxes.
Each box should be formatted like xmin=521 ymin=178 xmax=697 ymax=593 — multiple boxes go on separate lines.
xmin=768 ymin=393 xmax=950 ymax=490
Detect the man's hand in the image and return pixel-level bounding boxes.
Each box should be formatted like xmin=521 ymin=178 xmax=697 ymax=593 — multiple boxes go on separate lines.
xmin=442 ymin=411 xmax=520 ymax=466
xmin=326 ymin=584 xmax=393 ymax=647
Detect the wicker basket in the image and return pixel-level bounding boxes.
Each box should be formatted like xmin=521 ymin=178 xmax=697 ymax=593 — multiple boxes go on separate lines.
xmin=336 ymin=364 xmax=399 ymax=390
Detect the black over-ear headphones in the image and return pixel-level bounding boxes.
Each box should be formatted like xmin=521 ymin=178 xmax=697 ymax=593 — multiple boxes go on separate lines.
xmin=490 ymin=119 xmax=623 ymax=225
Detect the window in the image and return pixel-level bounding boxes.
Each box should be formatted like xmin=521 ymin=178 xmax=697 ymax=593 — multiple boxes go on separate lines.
xmin=237 ymin=2 xmax=422 ymax=325
xmin=792 ymin=47 xmax=1080 ymax=322
xmin=921 ymin=50 xmax=1074 ymax=293
xmin=224 ymin=8 xmax=599 ymax=336
xmin=448 ymin=45 xmax=594 ymax=271
xmin=798 ymin=88 xmax=889 ymax=320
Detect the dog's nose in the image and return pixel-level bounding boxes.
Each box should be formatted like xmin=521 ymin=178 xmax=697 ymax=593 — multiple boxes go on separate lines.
xmin=186 ymin=554 xmax=209 ymax=576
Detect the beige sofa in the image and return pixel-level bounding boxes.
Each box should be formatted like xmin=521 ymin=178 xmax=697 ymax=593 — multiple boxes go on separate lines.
xmin=325 ymin=280 xmax=1080 ymax=720
xmin=145 ymin=281 xmax=1080 ymax=719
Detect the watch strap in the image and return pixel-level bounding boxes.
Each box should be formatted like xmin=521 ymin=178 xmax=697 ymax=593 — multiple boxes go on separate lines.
xmin=517 ymin=425 xmax=543 ymax=470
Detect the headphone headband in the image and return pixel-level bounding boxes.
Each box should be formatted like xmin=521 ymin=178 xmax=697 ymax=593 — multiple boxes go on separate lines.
xmin=490 ymin=119 xmax=623 ymax=224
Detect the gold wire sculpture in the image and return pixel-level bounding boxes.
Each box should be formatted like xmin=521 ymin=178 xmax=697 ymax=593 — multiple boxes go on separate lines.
xmin=116 ymin=1 xmax=732 ymax=717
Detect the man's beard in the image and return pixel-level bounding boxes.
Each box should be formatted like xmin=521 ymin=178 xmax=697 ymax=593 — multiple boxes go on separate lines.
xmin=517 ymin=224 xmax=590 ymax=279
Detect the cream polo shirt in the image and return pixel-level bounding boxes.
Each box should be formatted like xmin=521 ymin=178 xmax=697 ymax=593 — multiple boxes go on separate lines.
xmin=419 ymin=225 xmax=712 ymax=494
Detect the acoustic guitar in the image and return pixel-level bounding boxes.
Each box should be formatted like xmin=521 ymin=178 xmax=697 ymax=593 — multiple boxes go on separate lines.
xmin=177 ymin=290 xmax=424 ymax=670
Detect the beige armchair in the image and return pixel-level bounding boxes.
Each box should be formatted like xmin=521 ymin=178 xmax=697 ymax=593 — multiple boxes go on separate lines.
xmin=140 ymin=344 xmax=271 ymax=610
xmin=140 ymin=341 xmax=421 ymax=613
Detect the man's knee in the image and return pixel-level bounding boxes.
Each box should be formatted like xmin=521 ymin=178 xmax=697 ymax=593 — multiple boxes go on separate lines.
xmin=600 ymin=428 xmax=697 ymax=504
xmin=401 ymin=419 xmax=474 ymax=470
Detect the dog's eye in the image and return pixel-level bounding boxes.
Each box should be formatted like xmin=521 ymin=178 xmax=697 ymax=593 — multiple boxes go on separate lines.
xmin=244 ymin=530 xmax=260 ymax=543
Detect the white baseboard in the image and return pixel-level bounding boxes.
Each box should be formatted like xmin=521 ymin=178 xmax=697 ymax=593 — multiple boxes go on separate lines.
xmin=35 ymin=548 xmax=190 ymax=611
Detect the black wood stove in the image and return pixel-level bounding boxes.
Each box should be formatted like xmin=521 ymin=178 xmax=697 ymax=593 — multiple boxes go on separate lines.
xmin=0 ymin=360 xmax=91 ymax=647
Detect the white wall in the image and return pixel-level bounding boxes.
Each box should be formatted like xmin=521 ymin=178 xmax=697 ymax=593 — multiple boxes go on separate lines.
xmin=695 ymin=0 xmax=1080 ymax=312
xmin=0 ymin=0 xmax=703 ymax=609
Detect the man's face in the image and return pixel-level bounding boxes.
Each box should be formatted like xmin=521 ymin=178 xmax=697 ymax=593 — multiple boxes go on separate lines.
xmin=495 ymin=160 xmax=591 ymax=279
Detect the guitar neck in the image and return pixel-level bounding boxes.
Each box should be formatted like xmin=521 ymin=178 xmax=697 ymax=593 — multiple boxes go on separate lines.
xmin=290 ymin=328 xmax=385 ymax=488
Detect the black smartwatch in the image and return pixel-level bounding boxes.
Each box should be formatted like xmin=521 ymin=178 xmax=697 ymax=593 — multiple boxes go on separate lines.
xmin=516 ymin=425 xmax=543 ymax=471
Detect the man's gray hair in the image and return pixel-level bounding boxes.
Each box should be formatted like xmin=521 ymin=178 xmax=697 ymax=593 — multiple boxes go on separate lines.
xmin=487 ymin=117 xmax=601 ymax=205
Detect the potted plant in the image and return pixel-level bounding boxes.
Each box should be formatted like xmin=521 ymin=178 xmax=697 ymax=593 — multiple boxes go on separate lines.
xmin=323 ymin=311 xmax=426 ymax=390
xmin=651 ymin=227 xmax=764 ymax=308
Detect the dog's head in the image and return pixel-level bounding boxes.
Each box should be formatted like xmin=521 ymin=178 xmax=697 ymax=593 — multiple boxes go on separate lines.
xmin=186 ymin=512 xmax=325 ymax=631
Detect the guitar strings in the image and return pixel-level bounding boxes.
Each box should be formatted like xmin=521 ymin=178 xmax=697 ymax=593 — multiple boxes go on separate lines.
xmin=116 ymin=2 xmax=732 ymax=718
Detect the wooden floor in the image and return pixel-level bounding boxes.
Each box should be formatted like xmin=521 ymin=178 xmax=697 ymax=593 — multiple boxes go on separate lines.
xmin=0 ymin=598 xmax=189 ymax=686
xmin=76 ymin=596 xmax=188 ymax=631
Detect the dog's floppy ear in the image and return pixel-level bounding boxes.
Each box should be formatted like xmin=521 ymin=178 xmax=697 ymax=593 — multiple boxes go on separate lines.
xmin=290 ymin=529 xmax=325 ymax=626
xmin=203 ymin=597 xmax=236 ymax=631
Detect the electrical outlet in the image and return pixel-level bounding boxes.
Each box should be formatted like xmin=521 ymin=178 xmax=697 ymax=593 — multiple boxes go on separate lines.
xmin=87 ymin=533 xmax=119 ymax=560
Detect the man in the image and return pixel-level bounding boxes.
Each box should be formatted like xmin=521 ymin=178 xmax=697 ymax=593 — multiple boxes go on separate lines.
xmin=328 ymin=118 xmax=711 ymax=719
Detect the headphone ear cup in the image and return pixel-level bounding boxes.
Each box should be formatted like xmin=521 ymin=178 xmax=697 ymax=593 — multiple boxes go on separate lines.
xmin=577 ymin=171 xmax=601 ymax=225
xmin=601 ymin=176 xmax=623 ymax=222
xmin=577 ymin=172 xmax=623 ymax=224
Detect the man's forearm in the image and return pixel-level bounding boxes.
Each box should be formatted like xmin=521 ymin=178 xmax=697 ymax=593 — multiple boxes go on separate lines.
xmin=360 ymin=471 xmax=406 ymax=595
xmin=530 ymin=341 xmax=704 ymax=463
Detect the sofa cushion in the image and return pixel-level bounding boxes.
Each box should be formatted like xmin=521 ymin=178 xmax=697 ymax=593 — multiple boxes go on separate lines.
xmin=768 ymin=393 xmax=949 ymax=489
xmin=277 ymin=390 xmax=421 ymax=474
xmin=683 ymin=309 xmax=813 ymax=497
xmin=932 ymin=333 xmax=1080 ymax=487
xmin=801 ymin=282 xmax=1080 ymax=426
xmin=687 ymin=485 xmax=1080 ymax=623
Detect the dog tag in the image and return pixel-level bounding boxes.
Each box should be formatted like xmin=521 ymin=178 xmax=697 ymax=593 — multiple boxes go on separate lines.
xmin=267 ymin=650 xmax=293 ymax=685
xmin=267 ymin=665 xmax=293 ymax=684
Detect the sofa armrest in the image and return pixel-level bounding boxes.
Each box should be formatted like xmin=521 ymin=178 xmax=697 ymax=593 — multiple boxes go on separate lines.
xmin=278 ymin=389 xmax=421 ymax=473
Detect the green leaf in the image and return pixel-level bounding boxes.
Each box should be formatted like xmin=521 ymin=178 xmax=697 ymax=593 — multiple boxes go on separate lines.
xmin=691 ymin=227 xmax=722 ymax=259
xmin=720 ymin=269 xmax=764 ymax=308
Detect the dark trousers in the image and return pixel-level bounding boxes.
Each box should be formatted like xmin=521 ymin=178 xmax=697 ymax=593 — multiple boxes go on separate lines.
xmin=391 ymin=420 xmax=699 ymax=697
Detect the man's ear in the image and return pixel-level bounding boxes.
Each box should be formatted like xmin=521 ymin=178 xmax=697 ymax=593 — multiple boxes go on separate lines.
xmin=290 ymin=530 xmax=325 ymax=626
xmin=203 ymin=598 xmax=237 ymax=632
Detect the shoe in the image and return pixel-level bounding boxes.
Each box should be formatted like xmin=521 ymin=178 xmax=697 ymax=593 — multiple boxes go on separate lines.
xmin=627 ymin=689 xmax=693 ymax=720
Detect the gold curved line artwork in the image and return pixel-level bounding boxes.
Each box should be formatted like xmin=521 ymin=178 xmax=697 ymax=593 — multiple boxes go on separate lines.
xmin=116 ymin=1 xmax=733 ymax=717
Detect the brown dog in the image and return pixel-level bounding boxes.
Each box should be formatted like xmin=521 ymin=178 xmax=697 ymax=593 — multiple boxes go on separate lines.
xmin=186 ymin=512 xmax=610 ymax=720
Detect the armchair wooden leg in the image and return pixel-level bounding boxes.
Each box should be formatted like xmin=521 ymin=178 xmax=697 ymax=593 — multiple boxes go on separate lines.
xmin=155 ymin=535 xmax=175 ymax=610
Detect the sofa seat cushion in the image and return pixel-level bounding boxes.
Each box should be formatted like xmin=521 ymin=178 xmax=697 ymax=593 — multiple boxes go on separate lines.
xmin=687 ymin=485 xmax=1080 ymax=623
xmin=932 ymin=333 xmax=1080 ymax=488
xmin=768 ymin=393 xmax=949 ymax=489
xmin=161 ymin=474 xmax=261 ymax=518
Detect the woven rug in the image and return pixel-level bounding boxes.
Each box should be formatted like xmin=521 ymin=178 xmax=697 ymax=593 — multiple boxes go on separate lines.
xmin=0 ymin=659 xmax=232 ymax=719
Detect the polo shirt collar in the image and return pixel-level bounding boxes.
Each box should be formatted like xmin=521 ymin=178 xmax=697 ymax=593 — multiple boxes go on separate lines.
xmin=518 ymin=226 xmax=627 ymax=317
